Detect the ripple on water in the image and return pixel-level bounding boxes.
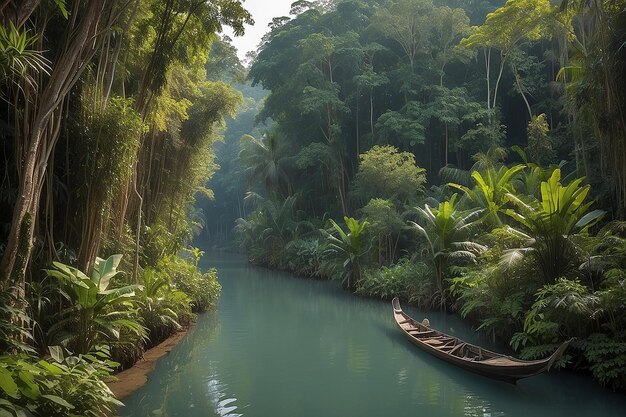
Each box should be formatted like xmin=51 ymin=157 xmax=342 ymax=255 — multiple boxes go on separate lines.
xmin=205 ymin=374 xmax=245 ymax=417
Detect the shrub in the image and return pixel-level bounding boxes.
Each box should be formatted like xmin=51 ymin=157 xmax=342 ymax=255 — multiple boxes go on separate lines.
xmin=137 ymin=268 xmax=192 ymax=346
xmin=450 ymin=227 xmax=540 ymax=341
xmin=580 ymin=333 xmax=626 ymax=390
xmin=45 ymin=255 xmax=146 ymax=354
xmin=156 ymin=255 xmax=220 ymax=313
xmin=285 ymin=238 xmax=326 ymax=278
xmin=357 ymin=259 xmax=434 ymax=308
xmin=351 ymin=145 xmax=426 ymax=205
xmin=323 ymin=217 xmax=370 ymax=290
xmin=504 ymin=169 xmax=604 ymax=283
xmin=0 ymin=346 xmax=121 ymax=417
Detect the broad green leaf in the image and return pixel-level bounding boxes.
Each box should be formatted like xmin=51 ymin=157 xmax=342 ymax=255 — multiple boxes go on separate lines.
xmin=0 ymin=407 xmax=14 ymax=417
xmin=94 ymin=254 xmax=122 ymax=290
xmin=0 ymin=368 xmax=18 ymax=397
xmin=42 ymin=394 xmax=74 ymax=409
xmin=37 ymin=360 xmax=63 ymax=376
xmin=49 ymin=345 xmax=64 ymax=363
xmin=574 ymin=209 xmax=605 ymax=230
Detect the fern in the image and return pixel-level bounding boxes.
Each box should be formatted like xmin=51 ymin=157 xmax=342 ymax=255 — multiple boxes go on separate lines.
xmin=520 ymin=343 xmax=562 ymax=361
xmin=580 ymin=333 xmax=626 ymax=390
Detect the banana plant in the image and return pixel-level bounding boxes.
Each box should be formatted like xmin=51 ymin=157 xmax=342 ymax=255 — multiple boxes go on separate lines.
xmin=46 ymin=255 xmax=146 ymax=354
xmin=450 ymin=164 xmax=525 ymax=226
xmin=410 ymin=194 xmax=486 ymax=308
xmin=324 ymin=217 xmax=370 ymax=290
xmin=503 ymin=169 xmax=605 ymax=283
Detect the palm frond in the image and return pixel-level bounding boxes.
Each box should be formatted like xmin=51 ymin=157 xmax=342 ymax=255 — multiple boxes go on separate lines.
xmin=499 ymin=247 xmax=534 ymax=269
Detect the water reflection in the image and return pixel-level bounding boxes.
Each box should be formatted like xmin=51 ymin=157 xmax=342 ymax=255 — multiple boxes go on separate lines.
xmin=206 ymin=376 xmax=243 ymax=417
xmin=120 ymin=251 xmax=626 ymax=417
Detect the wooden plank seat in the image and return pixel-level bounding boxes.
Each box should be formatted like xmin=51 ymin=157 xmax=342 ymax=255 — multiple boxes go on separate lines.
xmin=480 ymin=357 xmax=518 ymax=366
xmin=438 ymin=338 xmax=455 ymax=345
xmin=408 ymin=330 xmax=436 ymax=337
xmin=421 ymin=338 xmax=445 ymax=346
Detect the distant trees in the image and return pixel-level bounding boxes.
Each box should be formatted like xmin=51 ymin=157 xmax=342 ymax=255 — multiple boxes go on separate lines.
xmin=351 ymin=145 xmax=426 ymax=205
xmin=461 ymin=0 xmax=552 ymax=113
xmin=234 ymin=0 xmax=626 ymax=392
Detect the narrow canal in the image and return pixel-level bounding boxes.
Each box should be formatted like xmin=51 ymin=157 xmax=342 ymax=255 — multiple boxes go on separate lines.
xmin=120 ymin=252 xmax=626 ymax=417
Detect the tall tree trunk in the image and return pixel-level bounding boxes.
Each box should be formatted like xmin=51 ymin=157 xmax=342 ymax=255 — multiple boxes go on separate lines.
xmin=444 ymin=123 xmax=448 ymax=167
xmin=492 ymin=52 xmax=506 ymax=110
xmin=484 ymin=48 xmax=491 ymax=110
xmin=512 ymin=64 xmax=532 ymax=120
xmin=1 ymin=0 xmax=42 ymax=27
xmin=355 ymin=89 xmax=360 ymax=156
xmin=338 ymin=156 xmax=348 ymax=216
xmin=370 ymin=87 xmax=374 ymax=138
xmin=1 ymin=1 xmax=109 ymax=286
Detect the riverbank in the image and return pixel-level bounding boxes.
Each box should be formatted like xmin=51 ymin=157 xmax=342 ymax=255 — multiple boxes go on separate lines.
xmin=107 ymin=325 xmax=194 ymax=400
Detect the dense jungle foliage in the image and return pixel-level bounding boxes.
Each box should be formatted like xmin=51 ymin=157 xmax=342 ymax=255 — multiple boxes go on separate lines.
xmin=2 ymin=0 xmax=626 ymax=413
xmin=231 ymin=0 xmax=626 ymax=391
xmin=0 ymin=0 xmax=251 ymax=415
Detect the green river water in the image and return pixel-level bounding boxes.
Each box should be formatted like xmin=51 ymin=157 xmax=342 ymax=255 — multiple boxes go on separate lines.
xmin=120 ymin=252 xmax=626 ymax=417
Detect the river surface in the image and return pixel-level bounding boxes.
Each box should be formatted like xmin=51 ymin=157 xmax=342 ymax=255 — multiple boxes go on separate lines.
xmin=120 ymin=252 xmax=626 ymax=417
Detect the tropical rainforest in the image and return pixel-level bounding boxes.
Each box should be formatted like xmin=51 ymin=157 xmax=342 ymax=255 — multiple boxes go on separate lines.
xmin=0 ymin=0 xmax=625 ymax=415
xmin=230 ymin=0 xmax=626 ymax=392
xmin=0 ymin=0 xmax=250 ymax=415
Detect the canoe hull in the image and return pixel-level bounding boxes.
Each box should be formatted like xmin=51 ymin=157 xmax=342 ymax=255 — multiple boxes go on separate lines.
xmin=398 ymin=330 xmax=548 ymax=382
xmin=392 ymin=297 xmax=571 ymax=383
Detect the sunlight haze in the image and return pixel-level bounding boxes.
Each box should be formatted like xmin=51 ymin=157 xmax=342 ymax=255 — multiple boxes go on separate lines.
xmin=225 ymin=0 xmax=295 ymax=60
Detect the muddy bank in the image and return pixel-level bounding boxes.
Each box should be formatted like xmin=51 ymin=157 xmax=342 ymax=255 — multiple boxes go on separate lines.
xmin=107 ymin=326 xmax=192 ymax=400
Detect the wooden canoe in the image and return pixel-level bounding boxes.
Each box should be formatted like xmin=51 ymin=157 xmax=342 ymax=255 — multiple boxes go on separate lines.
xmin=392 ymin=297 xmax=572 ymax=383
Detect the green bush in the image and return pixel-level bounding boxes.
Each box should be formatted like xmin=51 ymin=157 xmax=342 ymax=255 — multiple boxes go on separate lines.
xmin=0 ymin=288 xmax=33 ymax=354
xmin=141 ymin=221 xmax=192 ymax=269
xmin=580 ymin=333 xmax=626 ymax=391
xmin=45 ymin=255 xmax=146 ymax=355
xmin=351 ymin=145 xmax=426 ymax=205
xmin=450 ymin=227 xmax=541 ymax=341
xmin=137 ymin=268 xmax=192 ymax=345
xmin=0 ymin=346 xmax=121 ymax=417
xmin=156 ymin=255 xmax=220 ymax=313
xmin=357 ymin=259 xmax=434 ymax=308
xmin=285 ymin=238 xmax=326 ymax=278
xmin=324 ymin=217 xmax=370 ymax=290
xmin=451 ymin=265 xmax=531 ymax=343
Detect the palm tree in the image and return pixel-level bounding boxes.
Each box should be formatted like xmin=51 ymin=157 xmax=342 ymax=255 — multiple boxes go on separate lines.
xmin=439 ymin=145 xmax=509 ymax=187
xmin=239 ymin=132 xmax=291 ymax=197
xmin=410 ymin=194 xmax=486 ymax=308
xmin=260 ymin=195 xmax=313 ymax=248
xmin=324 ymin=217 xmax=370 ymax=290
xmin=235 ymin=195 xmax=313 ymax=266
